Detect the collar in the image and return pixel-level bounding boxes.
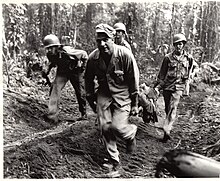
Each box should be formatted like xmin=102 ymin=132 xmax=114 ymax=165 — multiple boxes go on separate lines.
xmin=93 ymin=44 xmax=119 ymax=60
xmin=172 ymin=50 xmax=187 ymax=60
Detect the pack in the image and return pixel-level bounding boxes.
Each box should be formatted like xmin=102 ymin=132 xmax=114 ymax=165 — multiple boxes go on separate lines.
xmin=61 ymin=46 xmax=88 ymax=68
xmin=62 ymin=46 xmax=88 ymax=61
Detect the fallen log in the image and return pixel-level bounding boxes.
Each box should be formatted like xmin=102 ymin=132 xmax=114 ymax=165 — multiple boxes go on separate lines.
xmin=4 ymin=123 xmax=71 ymax=152
xmin=155 ymin=149 xmax=220 ymax=178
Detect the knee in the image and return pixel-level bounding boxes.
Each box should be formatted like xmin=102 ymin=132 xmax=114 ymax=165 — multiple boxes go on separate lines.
xmin=111 ymin=121 xmax=124 ymax=132
xmin=111 ymin=121 xmax=118 ymax=129
xmin=170 ymin=110 xmax=177 ymax=121
xmin=170 ymin=114 xmax=176 ymax=121
xmin=167 ymin=106 xmax=176 ymax=118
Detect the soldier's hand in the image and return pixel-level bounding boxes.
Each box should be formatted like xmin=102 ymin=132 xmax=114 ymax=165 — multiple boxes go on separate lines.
xmin=130 ymin=106 xmax=139 ymax=116
xmin=86 ymin=95 xmax=97 ymax=113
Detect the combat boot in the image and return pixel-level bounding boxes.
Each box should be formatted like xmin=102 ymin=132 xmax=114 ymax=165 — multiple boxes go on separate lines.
xmin=103 ymin=159 xmax=122 ymax=178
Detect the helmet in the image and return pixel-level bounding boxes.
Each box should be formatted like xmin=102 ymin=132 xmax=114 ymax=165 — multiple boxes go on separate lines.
xmin=173 ymin=33 xmax=187 ymax=44
xmin=113 ymin=23 xmax=127 ymax=34
xmin=43 ymin=34 xmax=61 ymax=48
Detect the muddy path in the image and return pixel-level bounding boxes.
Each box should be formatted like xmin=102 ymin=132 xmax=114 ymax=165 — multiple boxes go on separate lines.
xmin=3 ymin=81 xmax=220 ymax=178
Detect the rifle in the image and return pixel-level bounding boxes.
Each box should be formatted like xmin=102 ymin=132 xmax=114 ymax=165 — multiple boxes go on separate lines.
xmin=42 ymin=73 xmax=53 ymax=96
xmin=41 ymin=71 xmax=51 ymax=87
xmin=183 ymin=79 xmax=190 ymax=96
xmin=183 ymin=58 xmax=197 ymax=96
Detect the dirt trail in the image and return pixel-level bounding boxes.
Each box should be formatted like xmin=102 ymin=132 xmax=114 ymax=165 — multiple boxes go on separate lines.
xmin=3 ymin=82 xmax=220 ymax=178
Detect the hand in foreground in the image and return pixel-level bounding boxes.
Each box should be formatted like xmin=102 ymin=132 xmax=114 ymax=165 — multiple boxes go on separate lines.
xmin=130 ymin=106 xmax=139 ymax=116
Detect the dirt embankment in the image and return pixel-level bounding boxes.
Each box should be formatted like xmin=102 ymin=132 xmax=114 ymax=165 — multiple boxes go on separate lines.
xmin=3 ymin=78 xmax=220 ymax=178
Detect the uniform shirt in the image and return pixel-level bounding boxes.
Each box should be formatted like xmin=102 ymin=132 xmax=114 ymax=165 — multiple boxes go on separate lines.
xmin=119 ymin=39 xmax=132 ymax=51
xmin=47 ymin=46 xmax=88 ymax=75
xmin=85 ymin=44 xmax=139 ymax=109
xmin=156 ymin=50 xmax=194 ymax=91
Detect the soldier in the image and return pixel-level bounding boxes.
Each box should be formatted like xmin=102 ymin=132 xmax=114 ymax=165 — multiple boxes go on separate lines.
xmin=161 ymin=44 xmax=169 ymax=56
xmin=113 ymin=22 xmax=132 ymax=51
xmin=42 ymin=34 xmax=88 ymax=123
xmin=85 ymin=24 xmax=139 ymax=177
xmin=154 ymin=33 xmax=198 ymax=142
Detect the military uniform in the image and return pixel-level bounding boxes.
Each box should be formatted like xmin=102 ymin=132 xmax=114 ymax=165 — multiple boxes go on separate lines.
xmin=85 ymin=24 xmax=139 ymax=171
xmin=118 ymin=39 xmax=132 ymax=51
xmin=155 ymin=50 xmax=196 ymax=140
xmin=46 ymin=45 xmax=88 ymax=121
xmin=85 ymin=44 xmax=139 ymax=162
xmin=114 ymin=22 xmax=132 ymax=52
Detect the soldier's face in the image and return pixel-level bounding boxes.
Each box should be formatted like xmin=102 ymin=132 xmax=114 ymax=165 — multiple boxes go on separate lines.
xmin=115 ymin=30 xmax=125 ymax=44
xmin=96 ymin=33 xmax=114 ymax=56
xmin=174 ymin=41 xmax=185 ymax=53
xmin=46 ymin=46 xmax=58 ymax=56
xmin=115 ymin=30 xmax=124 ymax=39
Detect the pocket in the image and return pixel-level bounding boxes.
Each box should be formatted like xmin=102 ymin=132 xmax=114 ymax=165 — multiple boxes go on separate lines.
xmin=167 ymin=62 xmax=177 ymax=78
xmin=114 ymin=70 xmax=124 ymax=84
xmin=181 ymin=60 xmax=189 ymax=80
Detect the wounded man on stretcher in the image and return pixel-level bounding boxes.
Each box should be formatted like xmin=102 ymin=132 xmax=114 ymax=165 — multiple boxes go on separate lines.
xmin=138 ymin=83 xmax=159 ymax=124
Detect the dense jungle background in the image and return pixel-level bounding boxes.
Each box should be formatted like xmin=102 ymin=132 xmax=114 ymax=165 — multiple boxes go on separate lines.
xmin=2 ymin=1 xmax=220 ymax=178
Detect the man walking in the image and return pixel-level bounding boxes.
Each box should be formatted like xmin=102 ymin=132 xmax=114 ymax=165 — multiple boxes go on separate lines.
xmin=85 ymin=23 xmax=139 ymax=177
xmin=42 ymin=34 xmax=88 ymax=123
xmin=113 ymin=22 xmax=132 ymax=51
xmin=154 ymin=33 xmax=198 ymax=142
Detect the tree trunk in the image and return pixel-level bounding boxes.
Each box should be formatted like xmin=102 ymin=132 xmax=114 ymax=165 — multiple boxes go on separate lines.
xmin=169 ymin=3 xmax=175 ymax=45
xmin=152 ymin=3 xmax=160 ymax=50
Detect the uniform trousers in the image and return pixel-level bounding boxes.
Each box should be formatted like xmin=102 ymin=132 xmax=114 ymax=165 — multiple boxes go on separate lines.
xmin=162 ymin=90 xmax=182 ymax=135
xmin=97 ymin=101 xmax=137 ymax=163
xmin=48 ymin=71 xmax=86 ymax=119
